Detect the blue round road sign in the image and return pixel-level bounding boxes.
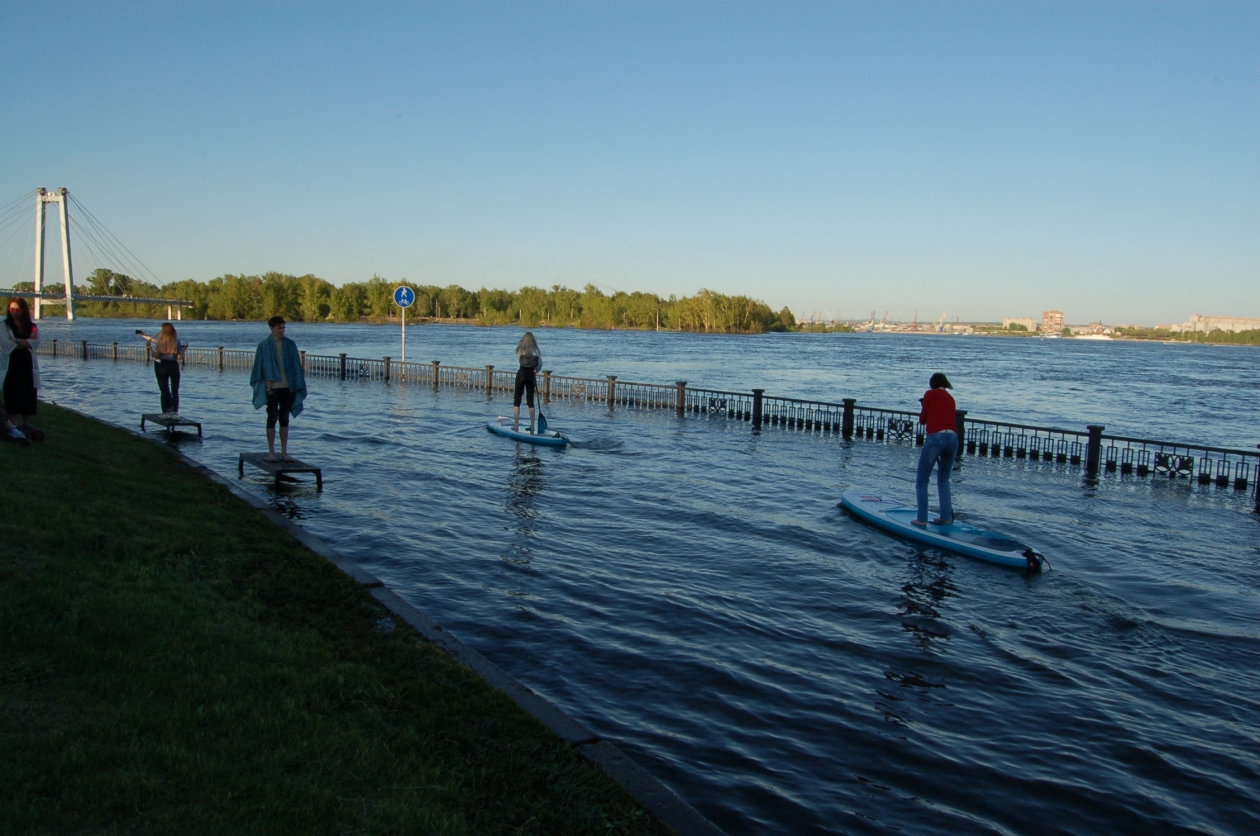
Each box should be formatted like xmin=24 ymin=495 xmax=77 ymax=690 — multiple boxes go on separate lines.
xmin=393 ymin=286 xmax=415 ymax=308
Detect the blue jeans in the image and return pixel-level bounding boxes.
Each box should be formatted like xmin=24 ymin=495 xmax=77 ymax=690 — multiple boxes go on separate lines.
xmin=916 ymin=431 xmax=957 ymax=522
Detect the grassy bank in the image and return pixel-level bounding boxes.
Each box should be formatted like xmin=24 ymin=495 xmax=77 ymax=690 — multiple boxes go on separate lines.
xmin=0 ymin=404 xmax=670 ymax=836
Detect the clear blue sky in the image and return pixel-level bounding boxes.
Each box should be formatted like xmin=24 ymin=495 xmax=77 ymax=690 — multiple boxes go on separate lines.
xmin=1 ymin=1 xmax=1255 ymax=325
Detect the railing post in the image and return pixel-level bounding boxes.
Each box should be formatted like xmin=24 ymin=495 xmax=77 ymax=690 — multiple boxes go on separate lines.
xmin=383 ymin=356 xmax=391 ymax=384
xmin=52 ymin=340 xmax=57 ymax=357
xmin=218 ymin=346 xmax=224 ymax=371
xmin=112 ymin=341 xmax=118 ymax=361
xmin=675 ymin=381 xmax=687 ymax=417
xmin=431 ymin=360 xmax=440 ymax=387
xmin=842 ymin=398 xmax=856 ymax=440
xmin=299 ymin=350 xmax=306 ymax=372
xmin=1085 ymin=424 xmax=1105 ymax=477
xmin=340 ymin=353 xmax=347 ymax=380
xmin=752 ymin=389 xmax=764 ymax=428
xmin=607 ymin=375 xmax=617 ymax=410
xmin=81 ymin=339 xmax=88 ymax=360
xmin=954 ymin=409 xmax=968 ymax=457
xmin=485 ymin=365 xmax=494 ymax=396
xmin=543 ymin=369 xmax=551 ymax=404
xmin=1254 ymin=455 xmax=1260 ymax=515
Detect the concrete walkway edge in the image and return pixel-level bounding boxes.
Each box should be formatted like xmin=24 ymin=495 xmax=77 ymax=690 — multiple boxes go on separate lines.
xmin=103 ymin=413 xmax=727 ymax=836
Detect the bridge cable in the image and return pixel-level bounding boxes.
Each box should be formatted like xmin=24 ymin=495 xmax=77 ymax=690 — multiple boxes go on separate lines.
xmin=67 ymin=199 xmax=153 ymax=286
xmin=67 ymin=193 xmax=163 ymax=287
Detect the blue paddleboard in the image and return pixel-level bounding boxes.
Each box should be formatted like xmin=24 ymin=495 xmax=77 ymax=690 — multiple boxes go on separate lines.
xmin=840 ymin=491 xmax=1046 ymax=571
xmin=486 ymin=417 xmax=569 ymax=447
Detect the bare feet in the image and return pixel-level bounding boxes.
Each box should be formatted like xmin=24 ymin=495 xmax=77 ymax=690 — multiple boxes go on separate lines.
xmin=281 ymin=454 xmax=295 ymax=462
xmin=265 ymin=452 xmax=278 ymax=462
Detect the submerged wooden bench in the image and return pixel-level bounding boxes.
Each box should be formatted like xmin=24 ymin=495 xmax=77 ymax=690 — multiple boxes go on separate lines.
xmin=141 ymin=413 xmax=203 ymax=436
xmin=238 ymin=452 xmax=323 ymax=489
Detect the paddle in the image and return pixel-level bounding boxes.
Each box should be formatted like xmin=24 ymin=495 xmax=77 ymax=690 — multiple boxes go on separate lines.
xmin=537 ymin=409 xmax=548 ymax=433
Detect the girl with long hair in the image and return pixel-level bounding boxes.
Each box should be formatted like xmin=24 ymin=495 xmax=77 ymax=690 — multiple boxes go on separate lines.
xmin=3 ymin=298 xmax=40 ymax=428
xmin=513 ymin=331 xmax=541 ymax=432
xmin=138 ymin=322 xmax=188 ymax=416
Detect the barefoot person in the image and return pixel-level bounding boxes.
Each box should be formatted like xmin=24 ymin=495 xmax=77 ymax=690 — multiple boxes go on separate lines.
xmin=513 ymin=331 xmax=541 ymax=433
xmin=912 ymin=372 xmax=958 ymax=528
xmin=137 ymin=323 xmax=188 ymax=417
xmin=3 ymin=297 xmax=40 ymax=432
xmin=250 ymin=316 xmax=307 ymax=462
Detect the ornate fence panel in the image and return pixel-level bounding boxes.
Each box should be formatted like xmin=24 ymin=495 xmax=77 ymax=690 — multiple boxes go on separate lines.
xmin=613 ymin=380 xmax=676 ymax=410
xmin=851 ymin=405 xmax=921 ymax=445
xmin=301 ymin=353 xmax=343 ymax=379
xmin=548 ymin=375 xmax=610 ymax=404
xmin=685 ymin=387 xmax=753 ymax=420
xmin=965 ymin=419 xmax=1087 ymax=464
xmin=1101 ymin=434 xmax=1259 ymax=494
xmin=761 ymin=395 xmax=846 ymax=432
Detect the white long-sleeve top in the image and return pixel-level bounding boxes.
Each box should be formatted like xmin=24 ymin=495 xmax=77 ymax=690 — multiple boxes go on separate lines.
xmin=4 ymin=321 xmax=40 ymax=390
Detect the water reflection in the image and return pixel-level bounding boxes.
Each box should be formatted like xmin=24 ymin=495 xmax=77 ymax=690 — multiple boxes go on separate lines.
xmin=268 ymin=492 xmax=315 ymax=519
xmin=899 ymin=554 xmax=955 ymax=648
xmin=502 ymin=447 xmax=546 ymax=567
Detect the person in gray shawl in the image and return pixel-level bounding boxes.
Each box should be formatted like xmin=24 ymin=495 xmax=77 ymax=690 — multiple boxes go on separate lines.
xmin=250 ymin=316 xmax=307 ymax=461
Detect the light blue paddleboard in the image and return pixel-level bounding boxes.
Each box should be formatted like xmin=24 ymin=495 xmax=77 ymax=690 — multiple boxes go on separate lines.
xmin=840 ymin=491 xmax=1046 ymax=571
xmin=486 ymin=417 xmax=569 ymax=447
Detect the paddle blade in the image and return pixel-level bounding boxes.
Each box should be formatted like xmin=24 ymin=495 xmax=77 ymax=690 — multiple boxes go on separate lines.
xmin=537 ymin=411 xmax=548 ymax=433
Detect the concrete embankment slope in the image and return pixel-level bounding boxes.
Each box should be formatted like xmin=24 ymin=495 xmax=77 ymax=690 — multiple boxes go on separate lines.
xmin=0 ymin=403 xmax=723 ymax=836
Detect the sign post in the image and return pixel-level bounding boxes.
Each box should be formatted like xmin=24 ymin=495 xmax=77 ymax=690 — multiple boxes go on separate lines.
xmin=393 ymin=285 xmax=415 ymax=363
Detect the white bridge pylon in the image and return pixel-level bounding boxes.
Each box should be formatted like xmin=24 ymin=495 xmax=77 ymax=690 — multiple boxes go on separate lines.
xmin=34 ymin=187 xmax=75 ymax=320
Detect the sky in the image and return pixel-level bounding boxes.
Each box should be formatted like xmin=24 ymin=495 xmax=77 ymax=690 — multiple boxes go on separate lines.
xmin=1 ymin=1 xmax=1255 ymax=325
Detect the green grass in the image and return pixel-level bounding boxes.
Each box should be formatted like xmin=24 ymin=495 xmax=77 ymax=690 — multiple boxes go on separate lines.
xmin=0 ymin=404 xmax=672 ymax=836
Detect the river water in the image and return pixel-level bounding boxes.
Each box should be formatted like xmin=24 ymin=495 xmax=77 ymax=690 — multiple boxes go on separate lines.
xmin=22 ymin=318 xmax=1260 ymax=836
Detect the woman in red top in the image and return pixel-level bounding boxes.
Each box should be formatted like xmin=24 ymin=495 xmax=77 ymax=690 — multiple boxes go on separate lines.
xmin=913 ymin=372 xmax=958 ymax=527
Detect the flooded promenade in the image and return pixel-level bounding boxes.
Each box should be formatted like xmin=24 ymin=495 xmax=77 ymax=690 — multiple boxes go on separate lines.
xmin=25 ymin=319 xmax=1260 ymax=835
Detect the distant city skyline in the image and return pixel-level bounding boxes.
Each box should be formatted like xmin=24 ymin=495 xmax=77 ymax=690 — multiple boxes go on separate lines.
xmin=1 ymin=2 xmax=1255 ymax=326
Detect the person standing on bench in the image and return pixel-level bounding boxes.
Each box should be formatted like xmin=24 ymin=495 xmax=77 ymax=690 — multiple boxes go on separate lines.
xmin=137 ymin=323 xmax=188 ymax=417
xmin=250 ymin=316 xmax=307 ymax=462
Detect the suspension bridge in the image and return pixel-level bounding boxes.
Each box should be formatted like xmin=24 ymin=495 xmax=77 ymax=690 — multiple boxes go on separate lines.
xmin=0 ymin=187 xmax=193 ymax=320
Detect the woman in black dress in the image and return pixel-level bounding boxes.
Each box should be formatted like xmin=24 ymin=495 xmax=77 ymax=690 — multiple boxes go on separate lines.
xmin=3 ymin=298 xmax=39 ymax=428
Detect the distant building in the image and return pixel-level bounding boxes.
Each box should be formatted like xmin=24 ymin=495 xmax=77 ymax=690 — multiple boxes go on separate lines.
xmin=1172 ymin=314 xmax=1260 ymax=334
xmin=1003 ymin=317 xmax=1039 ymax=332
xmin=1042 ymin=311 xmax=1064 ymax=333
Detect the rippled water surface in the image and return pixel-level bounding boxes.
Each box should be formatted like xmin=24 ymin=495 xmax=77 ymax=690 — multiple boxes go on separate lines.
xmin=22 ymin=319 xmax=1260 ymax=835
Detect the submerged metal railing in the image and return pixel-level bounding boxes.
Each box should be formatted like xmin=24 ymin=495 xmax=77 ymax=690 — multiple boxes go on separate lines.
xmin=37 ymin=339 xmax=1260 ymax=511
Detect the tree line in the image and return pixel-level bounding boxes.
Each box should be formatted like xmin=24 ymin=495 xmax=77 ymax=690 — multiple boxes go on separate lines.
xmin=17 ymin=270 xmax=797 ymax=334
xmin=1114 ymin=326 xmax=1260 ymax=346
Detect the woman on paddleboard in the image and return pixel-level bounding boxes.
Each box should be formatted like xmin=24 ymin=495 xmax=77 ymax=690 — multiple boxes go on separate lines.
xmin=913 ymin=372 xmax=958 ymax=527
xmin=513 ymin=332 xmax=541 ymax=433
